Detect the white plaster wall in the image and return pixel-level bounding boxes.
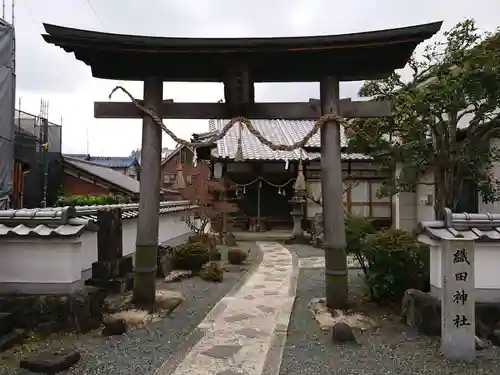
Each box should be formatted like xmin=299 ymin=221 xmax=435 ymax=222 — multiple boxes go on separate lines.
xmin=420 ymin=235 xmax=500 ymax=301
xmin=0 ymin=211 xmax=196 ymax=293
xmin=121 ymin=211 xmax=192 ymax=258
xmin=0 ymin=239 xmax=82 ymax=286
xmin=415 ymin=171 xmax=435 ymax=222
xmin=306 ymin=180 xmax=322 ymax=219
xmin=80 ymin=231 xmax=98 ymax=276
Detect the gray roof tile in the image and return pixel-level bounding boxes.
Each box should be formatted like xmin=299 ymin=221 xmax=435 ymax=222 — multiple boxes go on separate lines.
xmin=0 ymin=201 xmax=194 ymax=238
xmin=419 ymin=208 xmax=500 ymax=242
xmin=208 ymin=119 xmax=370 ymax=161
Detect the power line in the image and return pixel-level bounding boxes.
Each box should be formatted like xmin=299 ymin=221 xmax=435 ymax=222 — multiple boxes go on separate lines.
xmin=84 ymin=0 xmax=103 ymax=28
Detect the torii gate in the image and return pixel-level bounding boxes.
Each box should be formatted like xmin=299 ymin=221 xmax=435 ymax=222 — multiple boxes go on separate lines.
xmin=42 ymin=21 xmax=442 ymax=308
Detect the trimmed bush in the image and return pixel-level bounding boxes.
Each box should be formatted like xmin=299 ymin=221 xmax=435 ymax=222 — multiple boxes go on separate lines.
xmin=171 ymin=242 xmax=210 ymax=271
xmin=199 ymin=262 xmax=224 ymax=282
xmin=362 ymin=229 xmax=430 ymax=302
xmin=227 ymin=248 xmax=248 ymax=265
xmin=344 ymin=214 xmax=376 ymax=274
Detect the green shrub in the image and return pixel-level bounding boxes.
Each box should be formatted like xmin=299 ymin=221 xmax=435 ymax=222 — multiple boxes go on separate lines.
xmin=362 ymin=229 xmax=429 ymax=302
xmin=55 ymin=195 xmax=129 ymax=207
xmin=171 ymin=242 xmax=210 ymax=270
xmin=199 ymin=262 xmax=224 ymax=282
xmin=227 ymin=247 xmax=248 ymax=265
xmin=344 ymin=214 xmax=376 ymax=273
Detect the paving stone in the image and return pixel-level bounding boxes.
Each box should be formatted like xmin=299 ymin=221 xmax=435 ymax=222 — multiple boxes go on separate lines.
xmin=216 ymin=370 xmax=245 ymax=375
xmin=257 ymin=305 xmax=277 ymax=314
xmin=201 ymin=345 xmax=243 ymax=359
xmin=224 ymin=313 xmax=252 ymax=323
xmin=253 ymin=284 xmax=266 ymax=289
xmin=237 ymin=327 xmax=266 ymax=338
xmin=264 ymin=291 xmax=279 ymax=296
xmin=243 ymin=295 xmax=256 ymax=300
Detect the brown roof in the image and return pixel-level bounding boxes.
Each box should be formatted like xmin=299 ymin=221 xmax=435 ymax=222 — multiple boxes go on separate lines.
xmin=42 ymin=22 xmax=442 ymax=81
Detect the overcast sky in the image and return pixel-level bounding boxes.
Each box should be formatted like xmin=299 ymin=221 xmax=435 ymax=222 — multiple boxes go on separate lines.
xmin=13 ymin=0 xmax=500 ymax=156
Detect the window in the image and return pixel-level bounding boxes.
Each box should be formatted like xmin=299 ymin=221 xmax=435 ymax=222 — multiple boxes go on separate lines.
xmin=183 ymin=149 xmax=193 ymax=165
xmin=186 ymin=174 xmax=197 ymax=184
xmin=344 ymin=179 xmax=391 ymax=218
xmin=163 ymin=173 xmax=176 ymax=184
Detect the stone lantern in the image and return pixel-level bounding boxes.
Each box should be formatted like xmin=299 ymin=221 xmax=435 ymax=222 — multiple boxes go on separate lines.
xmin=286 ymin=161 xmax=309 ymax=244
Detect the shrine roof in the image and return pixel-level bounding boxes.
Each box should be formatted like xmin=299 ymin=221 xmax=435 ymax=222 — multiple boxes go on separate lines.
xmin=42 ymin=22 xmax=442 ymax=81
xmin=418 ymin=208 xmax=500 ymax=242
xmin=206 ymin=119 xmax=370 ymax=162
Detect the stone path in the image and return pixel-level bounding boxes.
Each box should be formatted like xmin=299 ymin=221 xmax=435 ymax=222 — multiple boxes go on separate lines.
xmin=156 ymin=242 xmax=298 ymax=375
xmin=298 ymin=254 xmax=366 ymax=269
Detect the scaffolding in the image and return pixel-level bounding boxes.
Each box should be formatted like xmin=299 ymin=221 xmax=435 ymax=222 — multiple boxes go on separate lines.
xmin=13 ymin=107 xmax=63 ymax=208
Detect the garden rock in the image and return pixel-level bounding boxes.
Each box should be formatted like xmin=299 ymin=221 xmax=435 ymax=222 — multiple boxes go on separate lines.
xmin=199 ymin=262 xmax=224 ymax=282
xmin=401 ymin=288 xmax=441 ymax=335
xmin=332 ymin=322 xmax=356 ymax=343
xmin=490 ymin=329 xmax=500 ymax=346
xmin=102 ymin=316 xmax=127 ymax=336
xmin=475 ymin=336 xmax=488 ymax=350
xmin=401 ymin=288 xmax=499 ymax=345
xmin=164 ymin=270 xmax=192 ymax=283
xmin=155 ymin=290 xmax=184 ymax=312
xmin=227 ymin=247 xmax=248 ymax=265
xmin=20 ymin=350 xmax=81 ymax=374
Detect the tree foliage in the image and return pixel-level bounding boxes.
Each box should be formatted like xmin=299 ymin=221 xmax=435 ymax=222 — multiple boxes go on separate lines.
xmin=345 ymin=20 xmax=500 ymax=214
xmin=181 ymin=176 xmax=238 ymax=235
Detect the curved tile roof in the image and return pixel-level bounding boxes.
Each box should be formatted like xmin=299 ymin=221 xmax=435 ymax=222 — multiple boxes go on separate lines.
xmin=419 ymin=208 xmax=500 ymax=242
xmin=208 ymin=119 xmax=370 ymax=161
xmin=41 ymin=22 xmax=442 ymax=81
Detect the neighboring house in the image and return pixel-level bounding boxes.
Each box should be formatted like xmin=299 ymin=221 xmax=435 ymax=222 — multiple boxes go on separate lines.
xmin=62 ymin=156 xmax=182 ymax=201
xmin=394 ymin=136 xmax=500 ymax=232
xmin=62 ymin=156 xmax=140 ymax=199
xmin=160 ymin=145 xmax=210 ymax=190
xmin=64 ymin=154 xmax=140 ymax=180
xmin=133 ymin=147 xmax=175 ymax=165
xmin=195 ymin=119 xmax=391 ymax=230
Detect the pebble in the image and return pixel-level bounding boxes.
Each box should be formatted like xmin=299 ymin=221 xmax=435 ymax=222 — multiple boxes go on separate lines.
xmin=280 ymin=244 xmax=500 ymax=375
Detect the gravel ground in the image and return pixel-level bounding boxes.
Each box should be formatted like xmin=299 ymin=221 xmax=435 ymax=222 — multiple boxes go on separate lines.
xmin=279 ymin=244 xmax=500 ymax=375
xmin=0 ymin=242 xmax=259 ymax=375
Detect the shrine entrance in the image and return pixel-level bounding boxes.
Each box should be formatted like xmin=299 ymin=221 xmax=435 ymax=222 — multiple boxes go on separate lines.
xmin=42 ymin=21 xmax=441 ymax=307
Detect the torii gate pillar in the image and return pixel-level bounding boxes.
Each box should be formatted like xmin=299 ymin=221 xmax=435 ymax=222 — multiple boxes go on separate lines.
xmin=320 ymin=76 xmax=348 ymax=308
xmin=133 ymin=78 xmax=163 ymax=306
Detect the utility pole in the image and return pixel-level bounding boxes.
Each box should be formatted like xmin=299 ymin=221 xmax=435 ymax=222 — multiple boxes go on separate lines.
xmin=38 ymin=99 xmax=49 ymax=208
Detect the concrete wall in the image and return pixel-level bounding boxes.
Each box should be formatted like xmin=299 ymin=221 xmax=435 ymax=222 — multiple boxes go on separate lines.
xmin=0 ymin=211 xmax=194 ymax=294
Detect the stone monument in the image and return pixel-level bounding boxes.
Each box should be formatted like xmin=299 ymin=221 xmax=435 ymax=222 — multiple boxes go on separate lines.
xmin=441 ymin=238 xmax=475 ymax=361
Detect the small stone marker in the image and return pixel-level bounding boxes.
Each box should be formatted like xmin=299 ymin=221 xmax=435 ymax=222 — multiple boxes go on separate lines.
xmin=441 ymin=238 xmax=475 ymax=361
